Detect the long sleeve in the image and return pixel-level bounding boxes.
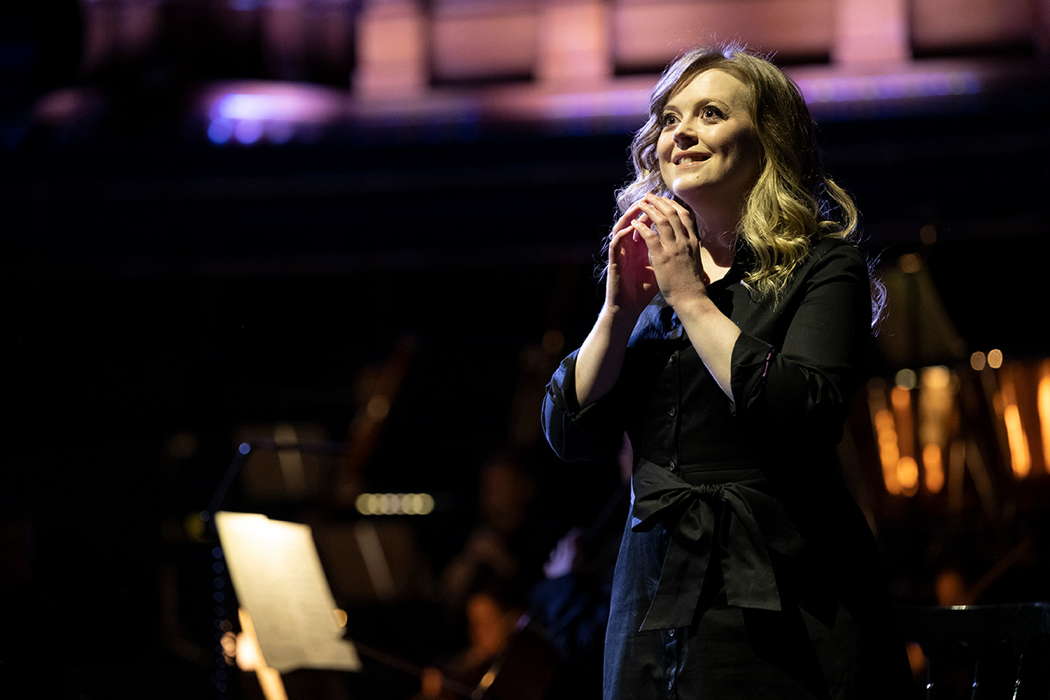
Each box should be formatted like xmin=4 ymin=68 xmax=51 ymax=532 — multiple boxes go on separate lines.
xmin=541 ymin=349 xmax=625 ymax=463
xmin=728 ymin=241 xmax=872 ymax=442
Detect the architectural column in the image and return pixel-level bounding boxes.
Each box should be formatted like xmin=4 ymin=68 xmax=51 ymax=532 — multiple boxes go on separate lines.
xmin=537 ymin=0 xmax=611 ymax=85
xmin=833 ymin=0 xmax=910 ymax=67
xmin=354 ymin=0 xmax=427 ymax=98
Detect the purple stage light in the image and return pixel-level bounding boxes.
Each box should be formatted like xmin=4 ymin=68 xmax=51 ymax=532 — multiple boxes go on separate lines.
xmin=201 ymin=82 xmax=345 ymax=144
xmin=233 ymin=119 xmax=263 ymax=145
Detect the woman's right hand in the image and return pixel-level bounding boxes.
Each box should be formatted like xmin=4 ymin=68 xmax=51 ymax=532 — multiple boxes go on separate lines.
xmin=573 ymin=199 xmax=657 ymax=409
xmin=605 ymin=201 xmax=658 ymax=319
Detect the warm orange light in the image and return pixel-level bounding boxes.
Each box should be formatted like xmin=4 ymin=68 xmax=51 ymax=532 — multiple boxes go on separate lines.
xmin=875 ymin=409 xmax=902 ymax=494
xmin=988 ymin=349 xmax=1003 ymax=369
xmin=1004 ymin=404 xmax=1031 ymax=477
xmin=921 ymin=366 xmax=951 ymax=390
xmin=237 ymin=608 xmax=289 ymax=700
xmin=1038 ymin=361 xmax=1050 ymax=473
xmin=890 ymin=386 xmax=915 ymax=490
xmin=999 ymin=369 xmax=1032 ymax=478
xmin=922 ymin=443 xmax=944 ymax=493
xmin=236 ymin=608 xmax=264 ymax=672
xmin=918 ymin=366 xmax=952 ymax=494
xmin=970 ymin=351 xmax=986 ymax=371
xmin=934 ymin=569 xmax=969 ymax=606
xmin=890 ymin=385 xmax=911 ymax=411
xmin=868 ymin=379 xmax=901 ymax=495
xmin=896 ymin=456 xmax=919 ymax=496
xmin=906 ymin=641 xmax=927 ymax=676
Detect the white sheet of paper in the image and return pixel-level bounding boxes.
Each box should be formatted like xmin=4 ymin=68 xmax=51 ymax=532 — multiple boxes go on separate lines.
xmin=215 ymin=511 xmax=362 ymax=673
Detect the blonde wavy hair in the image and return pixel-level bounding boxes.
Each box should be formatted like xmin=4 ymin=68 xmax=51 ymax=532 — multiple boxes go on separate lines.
xmin=610 ymin=44 xmax=882 ymax=318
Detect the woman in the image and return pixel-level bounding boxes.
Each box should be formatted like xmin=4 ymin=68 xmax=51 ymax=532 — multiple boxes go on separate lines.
xmin=540 ymin=46 xmax=916 ymax=699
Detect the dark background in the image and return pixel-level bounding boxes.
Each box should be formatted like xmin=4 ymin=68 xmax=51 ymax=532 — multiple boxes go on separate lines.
xmin=5 ymin=2 xmax=1050 ymax=698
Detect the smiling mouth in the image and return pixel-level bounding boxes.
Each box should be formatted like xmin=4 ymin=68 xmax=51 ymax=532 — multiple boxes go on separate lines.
xmin=673 ymin=153 xmax=711 ymax=166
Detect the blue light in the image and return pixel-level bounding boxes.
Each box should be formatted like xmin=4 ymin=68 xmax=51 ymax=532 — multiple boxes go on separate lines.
xmin=238 ymin=442 xmax=251 ymax=455
xmin=207 ymin=118 xmax=233 ymax=145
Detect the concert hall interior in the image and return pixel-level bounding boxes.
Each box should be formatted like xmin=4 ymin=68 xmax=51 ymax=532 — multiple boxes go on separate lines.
xmin=5 ymin=1 xmax=1050 ymax=698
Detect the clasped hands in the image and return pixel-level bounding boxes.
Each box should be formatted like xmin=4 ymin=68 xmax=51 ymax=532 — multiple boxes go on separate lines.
xmin=607 ymin=193 xmax=710 ymax=318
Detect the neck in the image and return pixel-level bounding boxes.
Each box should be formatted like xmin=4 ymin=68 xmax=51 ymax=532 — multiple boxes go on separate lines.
xmin=684 ymin=191 xmax=746 ymax=262
xmin=694 ymin=210 xmax=739 ymax=266
xmin=701 ymin=225 xmax=737 ymax=256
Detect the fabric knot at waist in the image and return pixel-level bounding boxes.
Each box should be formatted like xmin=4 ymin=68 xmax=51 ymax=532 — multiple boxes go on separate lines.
xmin=630 ymin=459 xmax=804 ymax=632
xmin=693 ymin=483 xmax=725 ymax=498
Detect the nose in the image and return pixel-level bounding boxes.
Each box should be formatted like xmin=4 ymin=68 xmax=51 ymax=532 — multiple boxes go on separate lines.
xmin=672 ymin=119 xmax=698 ymax=149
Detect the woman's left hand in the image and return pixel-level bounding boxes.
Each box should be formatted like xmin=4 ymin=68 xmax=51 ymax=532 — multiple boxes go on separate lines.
xmin=630 ymin=194 xmax=710 ymax=308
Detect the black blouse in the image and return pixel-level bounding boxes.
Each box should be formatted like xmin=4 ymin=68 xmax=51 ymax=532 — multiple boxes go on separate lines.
xmin=542 ymin=235 xmax=873 ymax=470
xmin=540 ymin=236 xmax=915 ymax=699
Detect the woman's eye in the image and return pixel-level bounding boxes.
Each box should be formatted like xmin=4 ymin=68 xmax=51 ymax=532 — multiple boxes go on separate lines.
xmin=702 ymin=106 xmax=724 ymax=120
xmin=660 ymin=113 xmax=678 ymax=127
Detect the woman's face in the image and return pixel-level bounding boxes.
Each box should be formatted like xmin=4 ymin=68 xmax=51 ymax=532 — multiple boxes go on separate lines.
xmin=656 ymin=68 xmax=762 ymax=213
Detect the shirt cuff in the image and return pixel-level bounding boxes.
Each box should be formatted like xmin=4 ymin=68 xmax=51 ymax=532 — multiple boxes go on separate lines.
xmin=546 ymin=349 xmax=613 ymax=421
xmin=728 ymin=332 xmax=775 ymax=417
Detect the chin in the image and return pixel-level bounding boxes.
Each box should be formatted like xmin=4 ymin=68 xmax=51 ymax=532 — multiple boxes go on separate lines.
xmin=670 ymin=181 xmax=710 ymax=203
xmin=676 ymin=177 xmax=747 ymax=204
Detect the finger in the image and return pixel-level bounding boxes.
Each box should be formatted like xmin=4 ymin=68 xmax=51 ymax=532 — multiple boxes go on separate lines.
xmin=611 ymin=212 xmax=650 ymax=238
xmin=610 ymin=227 xmax=647 ymax=267
xmin=610 ymin=225 xmax=633 ymax=245
xmin=612 ymin=222 xmax=649 ymax=247
xmin=608 ymin=210 xmax=651 ymax=251
xmin=630 ymin=219 xmax=662 ymax=251
xmin=642 ymin=195 xmax=687 ymax=243
xmin=658 ymin=196 xmax=699 ymax=240
xmin=612 ymin=199 xmax=651 ymax=232
xmin=638 ymin=200 xmax=680 ymax=247
xmin=609 ymin=228 xmax=632 ymax=262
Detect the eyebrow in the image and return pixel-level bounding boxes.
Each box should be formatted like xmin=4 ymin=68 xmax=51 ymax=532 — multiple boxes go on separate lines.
xmin=662 ymin=97 xmax=731 ymax=113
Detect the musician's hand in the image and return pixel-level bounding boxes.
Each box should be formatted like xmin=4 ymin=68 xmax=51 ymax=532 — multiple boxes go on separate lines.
xmin=543 ymin=528 xmax=582 ymax=579
xmin=631 ymin=194 xmax=709 ymax=309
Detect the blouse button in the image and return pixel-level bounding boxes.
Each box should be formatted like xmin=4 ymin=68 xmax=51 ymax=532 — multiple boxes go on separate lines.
xmin=668 ymin=458 xmax=678 ymax=472
xmin=668 ymin=406 xmax=677 ymax=417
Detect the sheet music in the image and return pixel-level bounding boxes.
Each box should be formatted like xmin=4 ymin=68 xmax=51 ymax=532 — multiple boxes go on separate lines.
xmin=215 ymin=511 xmax=362 ymax=673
